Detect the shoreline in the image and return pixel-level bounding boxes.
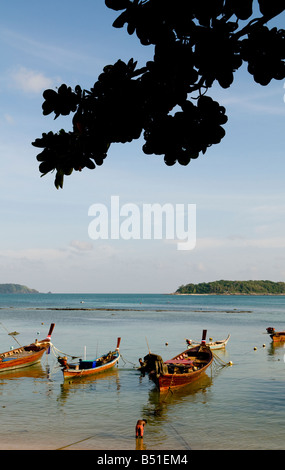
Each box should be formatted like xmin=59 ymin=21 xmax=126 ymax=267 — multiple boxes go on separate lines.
xmin=170 ymin=293 xmax=285 ymax=296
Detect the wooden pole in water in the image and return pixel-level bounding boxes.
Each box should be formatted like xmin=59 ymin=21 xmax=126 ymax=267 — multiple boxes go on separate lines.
xmin=145 ymin=337 xmax=151 ymax=354
xmin=0 ymin=322 xmax=22 ymax=347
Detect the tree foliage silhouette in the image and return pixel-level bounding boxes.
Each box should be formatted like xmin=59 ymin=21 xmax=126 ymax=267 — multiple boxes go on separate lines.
xmin=32 ymin=0 xmax=285 ymax=189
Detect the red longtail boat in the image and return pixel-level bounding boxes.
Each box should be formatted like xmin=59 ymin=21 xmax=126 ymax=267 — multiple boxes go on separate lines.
xmin=140 ymin=330 xmax=213 ymax=392
xmin=0 ymin=323 xmax=55 ymax=372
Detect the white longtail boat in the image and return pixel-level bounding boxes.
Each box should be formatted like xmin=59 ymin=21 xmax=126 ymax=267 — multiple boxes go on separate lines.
xmin=186 ymin=334 xmax=230 ymax=350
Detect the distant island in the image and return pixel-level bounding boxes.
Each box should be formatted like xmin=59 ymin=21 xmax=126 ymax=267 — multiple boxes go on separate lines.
xmin=0 ymin=284 xmax=39 ymax=294
xmin=174 ymin=280 xmax=285 ymax=295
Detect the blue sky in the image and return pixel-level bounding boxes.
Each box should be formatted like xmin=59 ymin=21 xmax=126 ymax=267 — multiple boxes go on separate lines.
xmin=0 ymin=1 xmax=284 ymax=293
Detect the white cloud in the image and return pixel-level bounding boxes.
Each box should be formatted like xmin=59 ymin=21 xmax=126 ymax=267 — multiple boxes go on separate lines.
xmin=70 ymin=240 xmax=93 ymax=252
xmin=4 ymin=114 xmax=15 ymax=124
xmin=196 ymin=236 xmax=285 ymax=250
xmin=1 ymin=27 xmax=105 ymax=75
xmin=10 ymin=66 xmax=54 ymax=93
xmin=217 ymin=87 xmax=285 ymax=116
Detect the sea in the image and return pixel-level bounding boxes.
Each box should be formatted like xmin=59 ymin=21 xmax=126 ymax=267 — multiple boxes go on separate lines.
xmin=0 ymin=293 xmax=284 ymax=451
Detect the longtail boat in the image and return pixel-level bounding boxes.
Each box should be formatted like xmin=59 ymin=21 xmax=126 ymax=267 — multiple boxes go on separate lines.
xmin=0 ymin=323 xmax=55 ymax=372
xmin=186 ymin=334 xmax=230 ymax=350
xmin=266 ymin=327 xmax=285 ymax=342
xmin=58 ymin=337 xmax=121 ymax=380
xmin=140 ymin=330 xmax=213 ymax=392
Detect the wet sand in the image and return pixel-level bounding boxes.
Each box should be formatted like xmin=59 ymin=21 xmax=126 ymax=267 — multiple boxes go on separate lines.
xmin=0 ymin=435 xmax=147 ymax=450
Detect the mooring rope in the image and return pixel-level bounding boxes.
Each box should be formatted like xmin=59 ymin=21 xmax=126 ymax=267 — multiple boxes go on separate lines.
xmin=168 ymin=423 xmax=192 ymax=451
xmin=213 ymin=352 xmax=233 ymax=367
xmin=119 ymin=353 xmax=137 ymax=368
xmin=50 ymin=343 xmax=81 ymax=360
xmin=55 ymin=434 xmax=96 ymax=450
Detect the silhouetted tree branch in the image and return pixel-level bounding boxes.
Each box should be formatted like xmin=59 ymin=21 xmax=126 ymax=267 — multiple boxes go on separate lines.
xmin=32 ymin=0 xmax=285 ymax=188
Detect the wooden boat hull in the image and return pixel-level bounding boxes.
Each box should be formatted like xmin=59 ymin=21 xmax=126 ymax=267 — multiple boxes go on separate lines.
xmin=270 ymin=333 xmax=285 ymax=342
xmin=0 ymin=347 xmax=47 ymax=372
xmin=59 ymin=337 xmax=121 ymax=381
xmin=62 ymin=354 xmax=120 ymax=379
xmin=0 ymin=323 xmax=54 ymax=373
xmin=157 ymin=364 xmax=210 ymax=391
xmin=266 ymin=327 xmax=285 ymax=342
xmin=142 ymin=339 xmax=213 ymax=392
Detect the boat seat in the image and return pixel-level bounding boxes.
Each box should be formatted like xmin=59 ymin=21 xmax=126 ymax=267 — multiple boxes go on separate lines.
xmin=164 ymin=359 xmax=193 ymax=366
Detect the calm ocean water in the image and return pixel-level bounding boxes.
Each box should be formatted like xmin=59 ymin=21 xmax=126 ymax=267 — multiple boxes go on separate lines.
xmin=0 ymin=293 xmax=284 ymax=450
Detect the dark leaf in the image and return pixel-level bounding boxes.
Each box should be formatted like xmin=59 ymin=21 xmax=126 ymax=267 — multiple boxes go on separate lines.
xmin=105 ymin=0 xmax=130 ymax=11
xmin=112 ymin=11 xmax=128 ymax=28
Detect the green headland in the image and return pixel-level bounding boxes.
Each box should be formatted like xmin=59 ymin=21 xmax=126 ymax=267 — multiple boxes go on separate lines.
xmin=0 ymin=284 xmax=39 ymax=294
xmin=174 ymin=280 xmax=285 ymax=295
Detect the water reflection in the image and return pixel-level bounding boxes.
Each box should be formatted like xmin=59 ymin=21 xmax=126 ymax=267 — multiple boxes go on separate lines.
xmin=267 ymin=341 xmax=285 ymax=357
xmin=0 ymin=363 xmax=48 ymax=382
xmin=142 ymin=374 xmax=213 ymax=420
xmin=136 ymin=374 xmax=213 ymax=450
xmin=135 ymin=437 xmax=147 ymax=450
xmin=57 ymin=368 xmax=121 ymax=405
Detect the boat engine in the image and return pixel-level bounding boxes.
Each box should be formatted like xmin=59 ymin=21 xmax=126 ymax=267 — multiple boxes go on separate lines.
xmin=58 ymin=356 xmax=68 ymax=368
xmin=142 ymin=353 xmax=168 ymax=377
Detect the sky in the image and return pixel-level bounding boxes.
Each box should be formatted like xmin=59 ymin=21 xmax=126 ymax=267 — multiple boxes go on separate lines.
xmin=0 ymin=1 xmax=284 ymax=293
